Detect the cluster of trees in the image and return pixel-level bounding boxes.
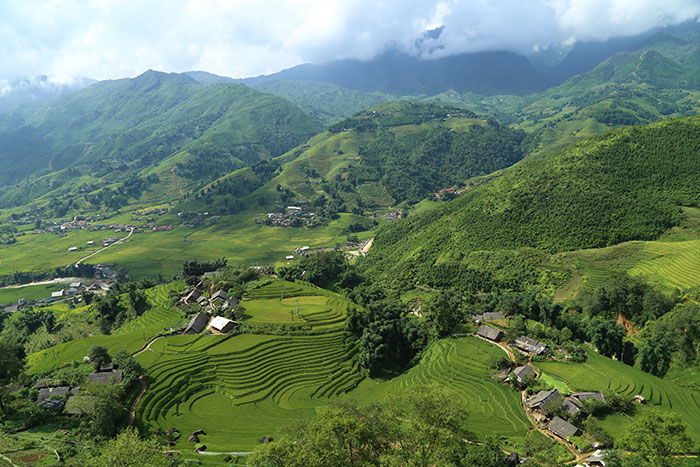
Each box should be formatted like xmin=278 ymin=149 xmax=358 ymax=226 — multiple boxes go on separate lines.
xmin=181 ymin=258 xmax=227 ymax=278
xmin=279 ymin=251 xmax=361 ymax=290
xmin=92 ymin=288 xmax=149 ymax=334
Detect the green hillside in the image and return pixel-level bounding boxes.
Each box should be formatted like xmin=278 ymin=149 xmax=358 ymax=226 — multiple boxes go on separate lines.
xmin=362 ymin=115 xmax=700 ymax=293
xmin=0 ymin=70 xmax=322 ymax=213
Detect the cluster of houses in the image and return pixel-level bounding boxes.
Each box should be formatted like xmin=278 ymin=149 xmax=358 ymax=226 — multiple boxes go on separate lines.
xmin=176 ymin=211 xmax=221 ymax=229
xmin=260 ymin=206 xmax=318 ymax=227
xmin=526 ymin=388 xmax=606 ymax=442
xmin=7 ymin=363 xmax=124 ymax=415
xmin=180 ymin=287 xmax=240 ymax=335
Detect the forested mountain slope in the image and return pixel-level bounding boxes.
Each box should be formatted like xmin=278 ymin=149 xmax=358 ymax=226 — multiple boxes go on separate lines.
xmin=361 ymin=115 xmax=700 ymax=291
xmin=0 ymin=70 xmax=322 ymax=211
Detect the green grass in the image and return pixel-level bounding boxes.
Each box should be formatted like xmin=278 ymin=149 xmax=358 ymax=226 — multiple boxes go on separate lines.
xmin=535 ymin=351 xmax=700 ymax=445
xmin=0 ymin=283 xmax=65 ymax=305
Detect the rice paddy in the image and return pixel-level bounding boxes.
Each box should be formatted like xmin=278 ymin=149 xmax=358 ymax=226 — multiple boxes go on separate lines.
xmin=535 ymin=351 xmax=700 ymax=444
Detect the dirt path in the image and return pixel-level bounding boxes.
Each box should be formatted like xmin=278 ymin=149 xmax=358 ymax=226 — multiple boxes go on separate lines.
xmin=0 ymin=277 xmax=85 ymax=290
xmin=128 ymin=376 xmax=147 ymax=427
xmin=0 ymin=452 xmax=19 ymax=467
xmin=133 ymin=335 xmax=164 ymax=357
xmin=616 ymin=312 xmax=635 ymax=335
xmin=76 ymin=227 xmax=134 ymax=265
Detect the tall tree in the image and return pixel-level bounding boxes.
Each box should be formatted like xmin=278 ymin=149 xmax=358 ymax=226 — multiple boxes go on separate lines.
xmin=619 ymin=410 xmax=693 ymax=466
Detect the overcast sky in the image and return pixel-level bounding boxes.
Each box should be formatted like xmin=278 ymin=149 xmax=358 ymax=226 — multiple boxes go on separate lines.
xmin=1 ymin=0 xmax=699 ymax=83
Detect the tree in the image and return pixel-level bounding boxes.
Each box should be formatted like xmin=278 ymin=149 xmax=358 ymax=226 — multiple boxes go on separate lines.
xmin=619 ymin=410 xmax=693 ymax=465
xmin=88 ymin=428 xmax=168 ymax=467
xmin=588 ymin=319 xmax=626 ymax=358
xmin=0 ymin=339 xmax=25 ymax=412
xmin=638 ymin=334 xmax=675 ymax=377
xmin=112 ymin=349 xmax=143 ymax=385
xmin=423 ymin=291 xmax=462 ymax=340
xmin=83 ymin=383 xmax=127 ymax=438
xmin=87 ymin=345 xmax=111 ymax=371
xmin=384 ymin=384 xmax=469 ymax=466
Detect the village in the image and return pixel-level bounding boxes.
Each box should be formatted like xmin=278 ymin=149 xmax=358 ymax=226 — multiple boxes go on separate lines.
xmin=474 ymin=314 xmax=634 ymax=466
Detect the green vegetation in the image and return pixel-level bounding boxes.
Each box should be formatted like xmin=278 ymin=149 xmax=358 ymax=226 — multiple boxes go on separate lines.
xmin=535 ymin=350 xmax=700 ymax=445
xmin=363 ymin=115 xmax=700 ymax=293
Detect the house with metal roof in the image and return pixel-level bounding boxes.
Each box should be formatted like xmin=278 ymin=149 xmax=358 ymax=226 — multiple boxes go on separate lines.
xmin=477 ymin=325 xmax=503 ymax=342
xmin=526 ymin=389 xmax=563 ymax=414
xmin=209 ymin=316 xmax=237 ymax=334
xmin=474 ymin=311 xmax=505 ymax=322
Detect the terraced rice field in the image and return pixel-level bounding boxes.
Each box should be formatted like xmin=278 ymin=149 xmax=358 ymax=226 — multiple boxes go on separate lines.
xmin=629 ymin=239 xmax=700 ymax=291
xmin=242 ymin=280 xmax=353 ymax=329
xmin=535 ymin=351 xmax=700 ymax=444
xmin=135 ymin=332 xmax=362 ymax=451
xmin=28 ymin=283 xmax=185 ymax=373
xmin=348 ymin=336 xmax=531 ymax=442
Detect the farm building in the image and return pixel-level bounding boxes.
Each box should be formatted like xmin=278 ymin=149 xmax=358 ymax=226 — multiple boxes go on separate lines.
xmin=38 ymin=386 xmax=80 ymax=410
xmin=222 ymin=296 xmax=240 ymax=310
xmin=211 ymin=290 xmax=228 ymax=304
xmin=185 ymin=312 xmax=210 ymax=334
xmin=51 ymin=290 xmax=64 ymax=299
xmin=209 ymin=316 xmax=237 ymax=333
xmin=70 ymin=281 xmax=82 ymax=288
xmin=526 ymin=389 xmax=563 ymax=413
xmin=512 ymin=364 xmax=536 ymax=384
xmin=476 ymin=325 xmax=503 ymax=342
xmin=513 ymin=336 xmax=548 ymax=355
xmin=68 ymin=246 xmax=79 ymax=252
xmin=546 ymin=416 xmax=580 ymax=440
xmin=184 ymin=289 xmax=202 ymax=304
xmin=561 ymin=399 xmax=581 ymax=416
xmin=88 ymin=371 xmax=123 ymax=385
xmin=474 ymin=311 xmax=504 ymax=322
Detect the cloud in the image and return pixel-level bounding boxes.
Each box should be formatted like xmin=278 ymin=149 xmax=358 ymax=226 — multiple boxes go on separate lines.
xmin=0 ymin=0 xmax=698 ymax=80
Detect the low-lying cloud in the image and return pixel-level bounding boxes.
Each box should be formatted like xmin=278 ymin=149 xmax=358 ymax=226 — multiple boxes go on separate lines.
xmin=0 ymin=0 xmax=698 ymax=81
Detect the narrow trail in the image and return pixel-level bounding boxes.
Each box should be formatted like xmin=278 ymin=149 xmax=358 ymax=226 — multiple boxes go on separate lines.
xmin=76 ymin=227 xmax=134 ymax=265
xmin=0 ymin=452 xmax=19 ymax=467
xmin=0 ymin=277 xmax=84 ymax=290
xmin=128 ymin=376 xmax=147 ymax=427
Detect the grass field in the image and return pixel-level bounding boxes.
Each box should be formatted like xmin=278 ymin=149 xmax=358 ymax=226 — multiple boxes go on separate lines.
xmin=0 ymin=283 xmax=65 ymax=305
xmin=535 ymin=351 xmax=700 ymax=445
xmin=27 ymin=283 xmax=185 ymax=373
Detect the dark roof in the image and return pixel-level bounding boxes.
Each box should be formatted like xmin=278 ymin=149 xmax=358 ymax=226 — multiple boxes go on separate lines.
xmin=63 ymin=395 xmax=96 ymax=415
xmin=88 ymin=371 xmax=123 ymax=385
xmin=514 ymin=336 xmax=548 ymax=355
xmin=184 ymin=312 xmax=210 ymax=334
xmin=547 ymin=416 xmax=580 ymax=439
xmin=211 ymin=290 xmax=228 ymax=302
xmin=185 ymin=289 xmax=202 ymax=303
xmin=561 ymin=399 xmax=581 ymax=416
xmin=526 ymin=389 xmax=562 ymax=410
xmin=37 ymin=386 xmax=75 ymax=401
xmin=512 ymin=365 xmax=536 ymax=382
xmin=572 ymin=392 xmax=606 ymax=405
xmin=99 ymin=362 xmax=115 ymax=372
xmin=477 ymin=325 xmax=503 ymax=341
xmin=475 ymin=311 xmax=505 ymax=321
xmin=4 ymin=304 xmax=20 ymax=313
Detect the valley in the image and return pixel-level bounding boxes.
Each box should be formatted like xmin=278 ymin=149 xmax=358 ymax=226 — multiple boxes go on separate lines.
xmin=3 ymin=17 xmax=700 ymax=467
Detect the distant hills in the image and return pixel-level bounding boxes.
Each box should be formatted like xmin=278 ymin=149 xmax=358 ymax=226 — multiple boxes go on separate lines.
xmin=0 ymin=70 xmax=322 ymax=212
xmin=0 ymin=75 xmax=95 ymax=114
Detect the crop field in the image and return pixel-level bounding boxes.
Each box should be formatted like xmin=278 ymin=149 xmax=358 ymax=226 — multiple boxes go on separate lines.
xmin=535 ymin=351 xmax=700 ymax=444
xmin=347 ymin=336 xmax=531 ymax=443
xmin=628 ymin=239 xmax=700 ymax=291
xmin=27 ymin=283 xmax=185 ymax=373
xmin=135 ymin=332 xmax=362 ymax=451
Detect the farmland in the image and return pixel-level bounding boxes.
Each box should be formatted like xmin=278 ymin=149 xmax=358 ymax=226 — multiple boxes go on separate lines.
xmin=535 ymin=351 xmax=700 ymax=444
